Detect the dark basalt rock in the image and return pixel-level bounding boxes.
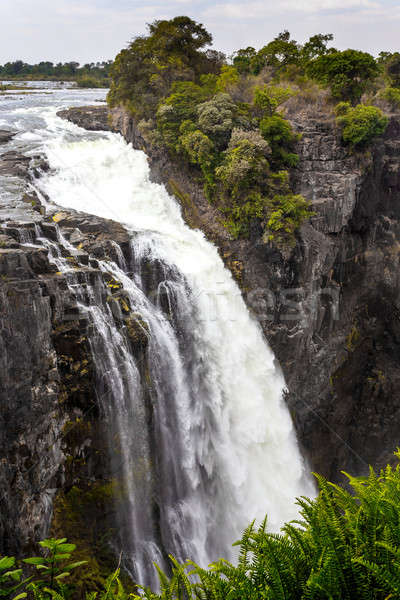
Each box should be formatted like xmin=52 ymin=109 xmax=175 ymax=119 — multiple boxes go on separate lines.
xmin=57 ymin=106 xmax=113 ymax=132
xmin=0 ymin=130 xmax=16 ymax=144
xmin=0 ymin=153 xmax=145 ymax=559
xmin=0 ymin=151 xmax=31 ymax=177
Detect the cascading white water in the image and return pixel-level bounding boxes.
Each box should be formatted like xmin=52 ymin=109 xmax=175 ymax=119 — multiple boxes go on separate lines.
xmin=34 ymin=110 xmax=314 ymax=585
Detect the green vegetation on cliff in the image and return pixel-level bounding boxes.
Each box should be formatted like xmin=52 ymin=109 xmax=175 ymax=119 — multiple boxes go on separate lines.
xmin=108 ymin=17 xmax=393 ymax=247
xmin=3 ymin=453 xmax=400 ymax=599
xmin=335 ymin=102 xmax=389 ymax=148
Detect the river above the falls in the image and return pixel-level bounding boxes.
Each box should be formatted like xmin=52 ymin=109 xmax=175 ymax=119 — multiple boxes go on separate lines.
xmin=0 ymin=83 xmax=314 ymax=585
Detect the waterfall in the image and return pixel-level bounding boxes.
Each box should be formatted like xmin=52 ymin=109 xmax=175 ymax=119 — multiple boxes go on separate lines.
xmin=34 ymin=113 xmax=313 ymax=586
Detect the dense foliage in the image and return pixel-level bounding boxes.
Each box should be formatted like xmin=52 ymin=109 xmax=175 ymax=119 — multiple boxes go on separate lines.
xmin=335 ymin=102 xmax=388 ymax=147
xmin=108 ymin=17 xmax=321 ymax=245
xmin=0 ymin=61 xmax=111 ymax=85
xmin=107 ymin=16 xmax=396 ymax=243
xmin=136 ymin=455 xmax=400 ymax=600
xmin=3 ymin=453 xmax=400 ymax=600
xmin=306 ymin=50 xmax=380 ymax=104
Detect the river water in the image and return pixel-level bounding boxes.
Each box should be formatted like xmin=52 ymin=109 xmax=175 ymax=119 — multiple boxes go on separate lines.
xmin=0 ymin=83 xmax=313 ymax=586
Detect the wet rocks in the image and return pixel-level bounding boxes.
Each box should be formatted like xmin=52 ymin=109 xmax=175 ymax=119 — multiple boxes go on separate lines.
xmin=0 ymin=151 xmax=31 ymax=177
xmin=0 ymin=167 xmax=138 ymax=558
xmin=0 ymin=130 xmax=16 ymax=144
xmin=125 ymin=313 xmax=149 ymax=349
xmin=57 ymin=106 xmax=113 ymax=132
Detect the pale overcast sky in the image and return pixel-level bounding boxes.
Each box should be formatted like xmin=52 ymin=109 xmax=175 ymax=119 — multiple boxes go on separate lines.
xmin=1 ymin=0 xmax=400 ymax=64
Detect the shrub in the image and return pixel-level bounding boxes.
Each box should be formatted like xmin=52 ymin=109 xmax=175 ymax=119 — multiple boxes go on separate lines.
xmin=215 ymin=65 xmax=239 ymax=93
xmin=223 ymin=192 xmax=270 ymax=238
xmin=23 ymin=537 xmax=86 ymax=593
xmin=197 ymin=93 xmax=236 ymax=149
xmin=259 ymin=114 xmax=300 ymax=167
xmin=385 ymin=52 xmax=400 ymax=87
xmin=335 ymin=103 xmax=388 ymax=147
xmin=379 ymin=86 xmax=400 ymax=109
xmin=156 ymin=81 xmax=209 ymax=148
xmin=179 ymin=129 xmax=216 ymax=190
xmin=215 ymin=130 xmax=271 ymax=199
xmin=0 ymin=555 xmax=28 ymax=600
xmin=265 ymin=193 xmax=312 ymax=244
xmin=253 ymin=84 xmax=296 ymax=116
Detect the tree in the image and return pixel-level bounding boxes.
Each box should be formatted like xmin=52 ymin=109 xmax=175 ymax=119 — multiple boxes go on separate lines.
xmin=259 ymin=114 xmax=300 ymax=167
xmin=254 ymin=31 xmax=300 ymax=75
xmin=157 ymin=81 xmax=210 ymax=148
xmin=215 ymin=129 xmax=271 ymax=199
xmin=307 ymin=49 xmax=379 ymax=103
xmin=301 ymin=33 xmax=334 ymax=64
xmin=107 ymin=17 xmax=216 ymax=118
xmin=385 ymin=52 xmax=400 ymax=87
xmin=147 ymin=16 xmax=212 ymax=62
xmin=232 ymin=47 xmax=257 ymax=74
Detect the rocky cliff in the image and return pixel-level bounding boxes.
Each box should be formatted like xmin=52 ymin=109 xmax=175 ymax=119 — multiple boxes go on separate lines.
xmin=0 ymin=151 xmax=149 ymax=587
xmin=60 ymin=104 xmax=400 ymax=484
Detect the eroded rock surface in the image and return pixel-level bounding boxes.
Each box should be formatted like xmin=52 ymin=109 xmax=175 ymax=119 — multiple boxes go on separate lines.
xmin=57 ymin=106 xmax=113 ymax=132
xmin=0 ymin=155 xmax=147 ymax=560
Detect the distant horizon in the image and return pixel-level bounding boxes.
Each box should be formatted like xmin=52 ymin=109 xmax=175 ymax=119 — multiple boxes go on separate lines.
xmin=1 ymin=0 xmax=399 ymax=65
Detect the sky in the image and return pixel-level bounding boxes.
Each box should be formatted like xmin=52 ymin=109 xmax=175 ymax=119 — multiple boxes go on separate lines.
xmin=1 ymin=0 xmax=400 ymax=65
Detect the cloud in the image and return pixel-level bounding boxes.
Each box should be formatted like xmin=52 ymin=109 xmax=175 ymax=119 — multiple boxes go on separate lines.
xmin=204 ymin=0 xmax=382 ymax=19
xmin=0 ymin=0 xmax=399 ymax=64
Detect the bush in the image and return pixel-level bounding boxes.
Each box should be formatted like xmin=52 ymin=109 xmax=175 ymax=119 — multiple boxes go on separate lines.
xmin=215 ymin=65 xmax=239 ymax=93
xmin=265 ymin=193 xmax=313 ymax=244
xmin=223 ymin=192 xmax=270 ymax=238
xmin=335 ymin=103 xmax=388 ymax=147
xmin=156 ymin=81 xmax=209 ymax=148
xmin=215 ymin=129 xmax=271 ymax=199
xmin=5 ymin=455 xmax=400 ymax=599
xmin=197 ymin=93 xmax=236 ymax=149
xmin=253 ymin=84 xmax=296 ymax=116
xmin=379 ymin=86 xmax=400 ymax=109
xmin=179 ymin=129 xmax=216 ymax=189
xmin=259 ymin=114 xmax=300 ymax=167
xmin=385 ymin=52 xmax=400 ymax=87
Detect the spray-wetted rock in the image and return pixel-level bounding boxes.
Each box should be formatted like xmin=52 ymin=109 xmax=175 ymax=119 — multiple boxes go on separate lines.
xmin=0 ymin=160 xmax=144 ymax=563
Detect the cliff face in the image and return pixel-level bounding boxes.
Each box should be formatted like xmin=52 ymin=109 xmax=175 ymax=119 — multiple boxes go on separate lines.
xmin=0 ymin=154 xmax=145 ymax=569
xmin=102 ymin=106 xmax=400 ymax=482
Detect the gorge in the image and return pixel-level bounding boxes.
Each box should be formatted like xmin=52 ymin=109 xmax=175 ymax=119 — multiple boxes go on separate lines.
xmin=2 ymin=23 xmax=400 ymax=596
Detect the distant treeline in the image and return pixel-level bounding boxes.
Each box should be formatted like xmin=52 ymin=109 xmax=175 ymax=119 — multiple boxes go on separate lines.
xmin=0 ymin=60 xmax=112 ymax=83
